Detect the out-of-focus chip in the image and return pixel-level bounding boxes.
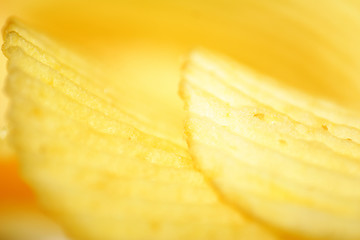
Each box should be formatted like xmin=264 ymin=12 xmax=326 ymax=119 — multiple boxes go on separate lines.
xmin=0 ymin=203 xmax=68 ymax=240
xmin=181 ymin=49 xmax=360 ymax=240
xmin=2 ymin=18 xmax=280 ymax=240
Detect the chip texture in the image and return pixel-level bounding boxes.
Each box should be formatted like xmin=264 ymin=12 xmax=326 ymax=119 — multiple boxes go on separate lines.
xmin=2 ymin=18 xmax=280 ymax=240
xmin=181 ymin=49 xmax=360 ymax=240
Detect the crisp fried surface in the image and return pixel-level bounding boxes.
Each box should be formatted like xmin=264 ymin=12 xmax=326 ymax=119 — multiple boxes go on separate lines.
xmin=2 ymin=18 xmax=280 ymax=240
xmin=181 ymin=49 xmax=360 ymax=240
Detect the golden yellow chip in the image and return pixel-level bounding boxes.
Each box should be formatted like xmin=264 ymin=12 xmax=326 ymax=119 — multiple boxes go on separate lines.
xmin=2 ymin=18 xmax=280 ymax=240
xmin=181 ymin=49 xmax=360 ymax=240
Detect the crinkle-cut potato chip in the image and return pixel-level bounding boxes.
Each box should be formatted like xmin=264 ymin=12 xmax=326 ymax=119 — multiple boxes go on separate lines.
xmin=2 ymin=18 xmax=281 ymax=240
xmin=1 ymin=18 xmax=184 ymax=147
xmin=180 ymin=49 xmax=360 ymax=240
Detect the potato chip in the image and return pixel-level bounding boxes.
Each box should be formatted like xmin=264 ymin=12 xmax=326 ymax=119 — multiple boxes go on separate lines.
xmin=2 ymin=18 xmax=188 ymax=147
xmin=181 ymin=49 xmax=360 ymax=240
xmin=2 ymin=19 xmax=280 ymax=240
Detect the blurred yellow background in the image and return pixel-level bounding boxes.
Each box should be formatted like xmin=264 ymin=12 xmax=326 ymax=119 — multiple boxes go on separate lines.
xmin=2 ymin=0 xmax=360 ymax=239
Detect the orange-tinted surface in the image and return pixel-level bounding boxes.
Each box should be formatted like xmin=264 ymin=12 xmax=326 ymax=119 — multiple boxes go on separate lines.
xmin=0 ymin=159 xmax=68 ymax=240
xmin=0 ymin=158 xmax=34 ymax=203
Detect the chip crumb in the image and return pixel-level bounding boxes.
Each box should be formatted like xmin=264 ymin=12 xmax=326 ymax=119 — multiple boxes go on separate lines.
xmin=253 ymin=113 xmax=265 ymax=120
